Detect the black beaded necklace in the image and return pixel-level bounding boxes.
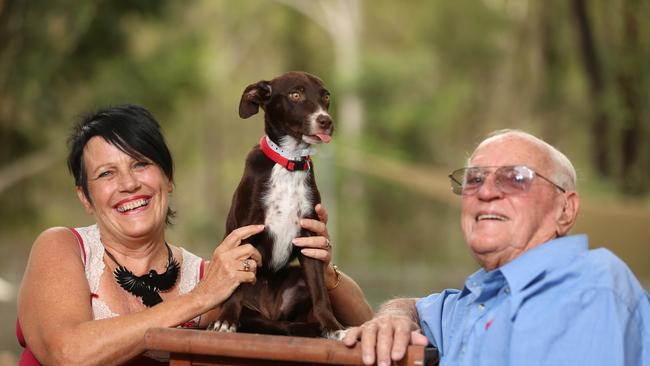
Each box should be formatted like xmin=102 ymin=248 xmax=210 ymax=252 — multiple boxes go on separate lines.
xmin=103 ymin=242 xmax=180 ymax=307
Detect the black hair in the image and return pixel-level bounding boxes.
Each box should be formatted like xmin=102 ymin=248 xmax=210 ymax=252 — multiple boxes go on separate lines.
xmin=67 ymin=104 xmax=175 ymax=224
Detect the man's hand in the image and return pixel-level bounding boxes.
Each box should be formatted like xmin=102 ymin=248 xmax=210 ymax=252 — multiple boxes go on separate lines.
xmin=343 ymin=313 xmax=428 ymax=366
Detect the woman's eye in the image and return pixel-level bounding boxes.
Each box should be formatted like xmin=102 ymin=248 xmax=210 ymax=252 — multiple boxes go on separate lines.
xmin=97 ymin=171 xmax=112 ymax=179
xmin=289 ymin=92 xmax=301 ymax=101
xmin=134 ymin=161 xmax=150 ymax=169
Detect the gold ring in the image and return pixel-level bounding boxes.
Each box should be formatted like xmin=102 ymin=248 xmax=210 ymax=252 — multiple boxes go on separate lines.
xmin=242 ymin=259 xmax=251 ymax=272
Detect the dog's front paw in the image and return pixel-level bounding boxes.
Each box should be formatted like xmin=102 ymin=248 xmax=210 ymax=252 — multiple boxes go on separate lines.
xmin=325 ymin=328 xmax=348 ymax=341
xmin=207 ymin=320 xmax=238 ymax=333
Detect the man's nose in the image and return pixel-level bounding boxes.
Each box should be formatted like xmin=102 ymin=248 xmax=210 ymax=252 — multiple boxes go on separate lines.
xmin=476 ymin=173 xmax=503 ymax=200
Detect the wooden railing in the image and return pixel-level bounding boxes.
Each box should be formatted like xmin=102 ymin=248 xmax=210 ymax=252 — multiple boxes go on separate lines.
xmin=144 ymin=328 xmax=438 ymax=366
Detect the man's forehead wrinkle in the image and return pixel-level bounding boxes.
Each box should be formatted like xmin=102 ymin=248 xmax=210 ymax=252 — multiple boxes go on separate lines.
xmin=470 ymin=135 xmax=552 ymax=171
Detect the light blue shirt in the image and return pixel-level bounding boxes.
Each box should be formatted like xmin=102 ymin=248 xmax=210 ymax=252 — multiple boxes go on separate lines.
xmin=416 ymin=234 xmax=650 ymax=366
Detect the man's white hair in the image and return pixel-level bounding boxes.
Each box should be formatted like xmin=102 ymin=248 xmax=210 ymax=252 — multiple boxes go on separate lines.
xmin=472 ymin=129 xmax=577 ymax=191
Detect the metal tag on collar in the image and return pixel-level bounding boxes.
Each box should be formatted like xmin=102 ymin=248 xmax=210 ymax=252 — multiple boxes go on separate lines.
xmin=286 ymin=158 xmax=310 ymax=171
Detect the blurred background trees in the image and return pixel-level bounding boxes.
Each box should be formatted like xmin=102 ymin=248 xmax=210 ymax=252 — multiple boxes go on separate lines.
xmin=1 ymin=0 xmax=648 ymax=361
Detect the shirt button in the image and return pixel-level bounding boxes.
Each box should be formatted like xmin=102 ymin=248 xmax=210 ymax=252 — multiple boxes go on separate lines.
xmin=478 ymin=303 xmax=485 ymax=310
xmin=504 ymin=287 xmax=511 ymax=294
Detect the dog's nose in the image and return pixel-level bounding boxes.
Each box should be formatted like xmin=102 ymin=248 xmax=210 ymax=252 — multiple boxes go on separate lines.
xmin=317 ymin=115 xmax=332 ymax=130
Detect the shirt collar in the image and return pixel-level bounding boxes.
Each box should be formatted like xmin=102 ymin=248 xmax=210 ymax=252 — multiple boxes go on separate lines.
xmin=459 ymin=234 xmax=588 ymax=299
xmin=499 ymin=234 xmax=589 ymax=294
xmin=460 ymin=267 xmax=504 ymax=299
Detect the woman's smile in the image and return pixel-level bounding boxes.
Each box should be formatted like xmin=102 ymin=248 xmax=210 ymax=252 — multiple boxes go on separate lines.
xmin=114 ymin=196 xmax=152 ymax=213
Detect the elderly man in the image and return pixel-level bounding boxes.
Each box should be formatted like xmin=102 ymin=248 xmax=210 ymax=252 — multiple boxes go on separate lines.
xmin=344 ymin=130 xmax=650 ymax=366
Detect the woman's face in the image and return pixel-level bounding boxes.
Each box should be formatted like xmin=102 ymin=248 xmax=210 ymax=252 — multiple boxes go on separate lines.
xmin=76 ymin=136 xmax=172 ymax=243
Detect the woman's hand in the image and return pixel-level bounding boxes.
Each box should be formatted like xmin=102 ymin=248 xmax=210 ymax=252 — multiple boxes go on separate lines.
xmin=194 ymin=224 xmax=264 ymax=310
xmin=292 ymin=204 xmax=338 ymax=287
xmin=293 ymin=204 xmax=332 ymax=262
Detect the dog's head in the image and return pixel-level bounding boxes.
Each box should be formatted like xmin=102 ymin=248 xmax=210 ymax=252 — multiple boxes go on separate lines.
xmin=239 ymin=71 xmax=333 ymax=144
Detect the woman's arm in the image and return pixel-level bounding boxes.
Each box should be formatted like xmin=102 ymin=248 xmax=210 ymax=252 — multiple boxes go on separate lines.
xmin=293 ymin=204 xmax=373 ymax=326
xmin=18 ymin=225 xmax=263 ymax=366
xmin=325 ymin=265 xmax=374 ymax=326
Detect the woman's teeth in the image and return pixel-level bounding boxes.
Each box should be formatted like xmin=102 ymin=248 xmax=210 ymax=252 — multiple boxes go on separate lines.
xmin=117 ymin=198 xmax=150 ymax=213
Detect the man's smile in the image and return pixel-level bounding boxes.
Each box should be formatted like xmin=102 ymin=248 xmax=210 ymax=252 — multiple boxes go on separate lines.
xmin=476 ymin=212 xmax=508 ymax=222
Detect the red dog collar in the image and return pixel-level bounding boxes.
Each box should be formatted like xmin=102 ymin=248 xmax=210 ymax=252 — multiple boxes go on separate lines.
xmin=260 ymin=136 xmax=311 ymax=171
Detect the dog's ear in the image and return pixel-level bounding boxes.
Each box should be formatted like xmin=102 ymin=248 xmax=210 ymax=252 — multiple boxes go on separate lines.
xmin=239 ymin=81 xmax=272 ymax=119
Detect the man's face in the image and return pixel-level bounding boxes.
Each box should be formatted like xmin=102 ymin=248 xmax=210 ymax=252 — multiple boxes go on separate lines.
xmin=461 ymin=136 xmax=564 ymax=270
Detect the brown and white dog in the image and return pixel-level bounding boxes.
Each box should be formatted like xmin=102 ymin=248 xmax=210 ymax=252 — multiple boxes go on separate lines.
xmin=209 ymin=71 xmax=343 ymax=337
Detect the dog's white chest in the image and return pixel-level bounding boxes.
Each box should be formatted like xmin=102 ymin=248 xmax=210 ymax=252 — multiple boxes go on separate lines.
xmin=263 ymin=165 xmax=313 ymax=271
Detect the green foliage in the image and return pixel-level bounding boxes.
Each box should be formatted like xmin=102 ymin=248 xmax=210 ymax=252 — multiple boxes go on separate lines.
xmin=359 ymin=0 xmax=510 ymax=167
xmin=0 ymin=0 xmax=207 ymax=231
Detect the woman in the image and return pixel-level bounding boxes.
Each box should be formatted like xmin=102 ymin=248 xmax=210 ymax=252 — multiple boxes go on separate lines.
xmin=17 ymin=104 xmax=372 ymax=365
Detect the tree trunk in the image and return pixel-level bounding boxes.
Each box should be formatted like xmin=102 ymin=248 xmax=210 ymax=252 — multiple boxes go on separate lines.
xmin=570 ymin=0 xmax=610 ymax=178
xmin=617 ymin=0 xmax=645 ymax=194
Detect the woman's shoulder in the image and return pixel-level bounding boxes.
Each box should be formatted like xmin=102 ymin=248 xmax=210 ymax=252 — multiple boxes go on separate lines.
xmin=36 ymin=226 xmax=78 ymax=243
xmin=32 ymin=226 xmax=83 ymax=256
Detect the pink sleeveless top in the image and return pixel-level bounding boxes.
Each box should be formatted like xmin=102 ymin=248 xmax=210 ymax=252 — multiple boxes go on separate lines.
xmin=18 ymin=225 xmax=205 ymax=365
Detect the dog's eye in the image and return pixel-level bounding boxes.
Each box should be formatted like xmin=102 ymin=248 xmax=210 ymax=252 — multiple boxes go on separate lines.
xmin=289 ymin=92 xmax=301 ymax=102
xmin=323 ymin=94 xmax=330 ymax=103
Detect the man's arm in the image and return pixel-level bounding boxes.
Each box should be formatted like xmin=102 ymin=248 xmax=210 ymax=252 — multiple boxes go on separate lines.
xmin=343 ymin=297 xmax=428 ymax=366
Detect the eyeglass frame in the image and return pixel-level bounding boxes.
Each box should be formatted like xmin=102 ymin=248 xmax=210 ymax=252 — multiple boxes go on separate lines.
xmin=448 ymin=165 xmax=567 ymax=196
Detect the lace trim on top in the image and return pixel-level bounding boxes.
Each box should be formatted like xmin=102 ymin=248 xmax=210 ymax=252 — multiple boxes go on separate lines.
xmin=71 ymin=225 xmax=202 ymax=326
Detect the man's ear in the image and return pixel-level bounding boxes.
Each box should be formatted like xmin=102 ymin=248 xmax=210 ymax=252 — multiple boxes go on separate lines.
xmin=556 ymin=191 xmax=579 ymax=236
xmin=238 ymin=80 xmax=272 ymax=119
xmin=76 ymin=187 xmax=94 ymax=215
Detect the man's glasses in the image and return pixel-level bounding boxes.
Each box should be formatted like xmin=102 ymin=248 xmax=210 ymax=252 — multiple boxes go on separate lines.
xmin=448 ymin=165 xmax=566 ymax=196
